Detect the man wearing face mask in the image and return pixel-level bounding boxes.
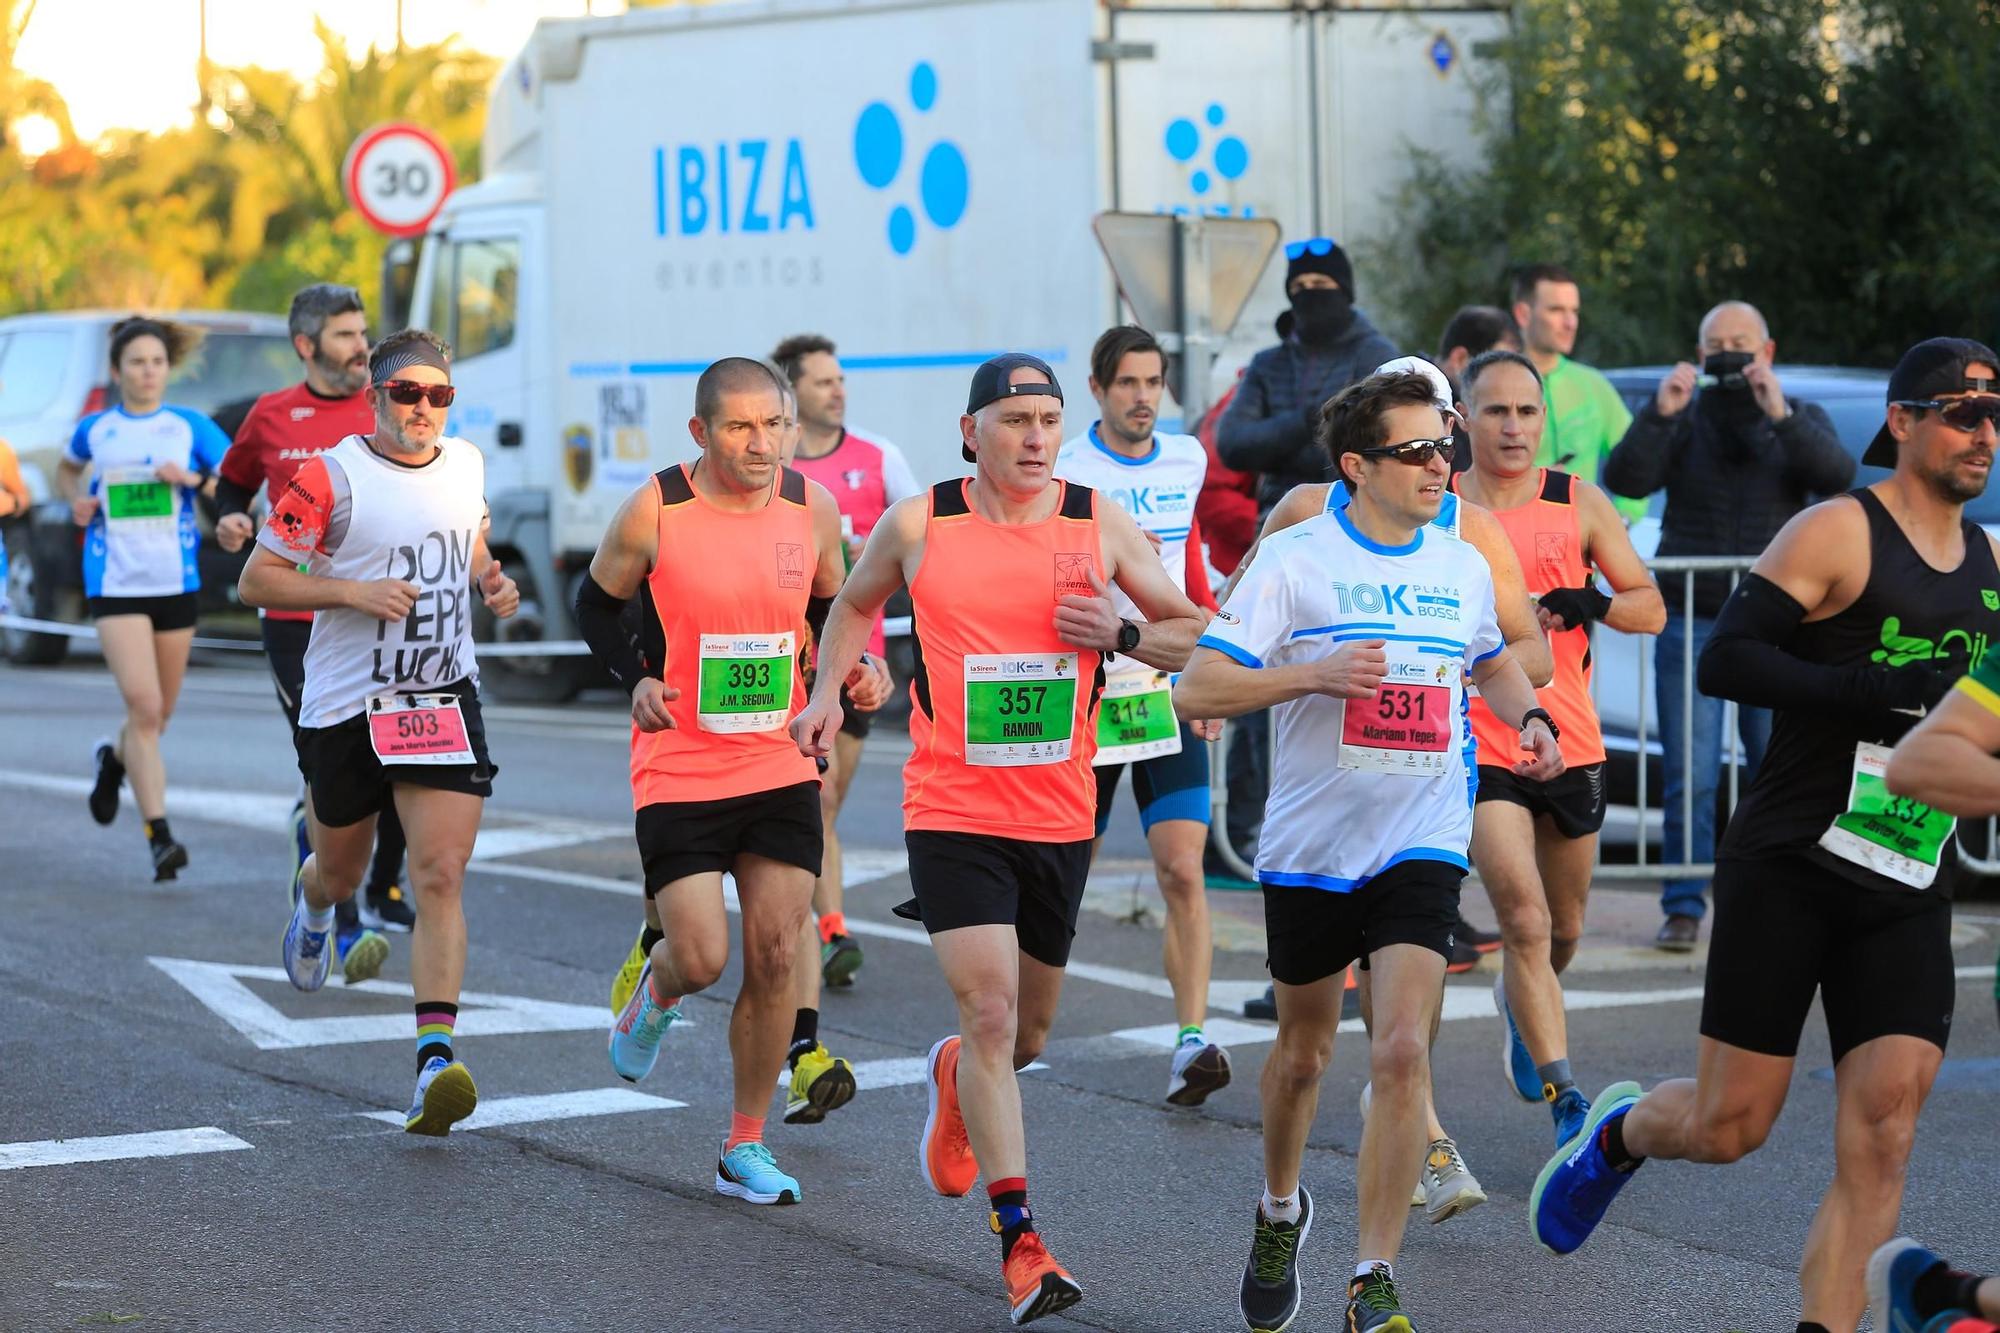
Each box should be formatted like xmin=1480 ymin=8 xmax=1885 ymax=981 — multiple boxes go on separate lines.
xmin=1602 ymin=301 xmax=1854 ymax=950
xmin=1217 ymin=237 xmax=1398 ymax=519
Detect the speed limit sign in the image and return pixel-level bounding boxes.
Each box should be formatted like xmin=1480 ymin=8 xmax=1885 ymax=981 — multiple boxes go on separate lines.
xmin=343 ymin=123 xmax=456 ymax=237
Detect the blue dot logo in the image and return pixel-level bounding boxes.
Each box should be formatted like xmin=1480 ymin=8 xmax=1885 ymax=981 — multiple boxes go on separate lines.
xmin=853 ymin=61 xmax=970 ymax=255
xmin=1160 ymin=103 xmax=1252 ymax=218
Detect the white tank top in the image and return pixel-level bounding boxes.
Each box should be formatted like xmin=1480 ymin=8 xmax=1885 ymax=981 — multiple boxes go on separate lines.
xmin=1055 ymin=425 xmax=1206 ymax=615
xmin=296 ymin=435 xmax=486 ymax=727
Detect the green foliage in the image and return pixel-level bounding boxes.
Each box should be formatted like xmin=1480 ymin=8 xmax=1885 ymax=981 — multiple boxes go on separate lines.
xmin=1370 ymin=0 xmax=2000 ymax=369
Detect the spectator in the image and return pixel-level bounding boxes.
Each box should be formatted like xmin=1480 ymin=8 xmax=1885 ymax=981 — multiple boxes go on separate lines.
xmin=1510 ymin=263 xmax=1641 ymax=517
xmin=1602 ymin=299 xmax=1854 ymax=950
xmin=1217 ymin=237 xmax=1397 ymax=517
xmin=1194 ymin=310 xmax=1292 ymax=578
xmin=1436 ymin=304 xmax=1522 ymax=473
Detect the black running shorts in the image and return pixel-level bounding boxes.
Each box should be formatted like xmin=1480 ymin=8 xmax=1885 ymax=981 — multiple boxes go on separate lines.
xmin=1701 ymin=854 xmax=1955 ymax=1061
xmin=905 ymin=830 xmax=1093 ymax=969
xmin=1475 ymin=762 xmax=1607 ymax=839
xmin=88 ymin=592 xmax=198 ymax=631
xmin=296 ymin=679 xmax=497 ymax=828
xmin=838 ymin=683 xmax=873 ymax=740
xmin=1263 ymin=858 xmax=1466 ymax=986
xmin=635 ymin=780 xmax=823 ymax=894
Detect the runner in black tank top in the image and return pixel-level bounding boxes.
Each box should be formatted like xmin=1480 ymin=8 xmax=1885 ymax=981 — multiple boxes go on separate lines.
xmin=1524 ymin=336 xmax=2000 ymax=1333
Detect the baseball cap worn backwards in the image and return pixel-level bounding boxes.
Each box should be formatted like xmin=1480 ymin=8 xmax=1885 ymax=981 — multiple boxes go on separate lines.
xmin=1374 ymin=355 xmax=1462 ymax=425
xmin=963 ymin=353 xmax=1063 ymax=462
xmin=1864 ymin=336 xmax=2000 ymax=467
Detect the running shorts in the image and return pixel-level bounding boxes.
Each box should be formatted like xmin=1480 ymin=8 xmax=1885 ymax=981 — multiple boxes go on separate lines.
xmin=1263 ymin=858 xmax=1466 ymax=985
xmin=1475 ymin=762 xmax=1607 ymax=839
xmin=295 ymin=678 xmax=497 ymax=827
xmin=1093 ymin=721 xmax=1212 ymax=836
xmin=905 ymin=830 xmax=1093 ymax=969
xmin=88 ymin=592 xmax=198 ymax=631
xmin=635 ymin=780 xmax=823 ymax=894
xmin=838 ymin=683 xmax=872 ymax=740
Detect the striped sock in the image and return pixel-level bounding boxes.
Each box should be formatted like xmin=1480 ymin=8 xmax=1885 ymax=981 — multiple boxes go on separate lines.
xmin=415 ymin=1001 xmax=458 ymax=1070
xmin=988 ymin=1177 xmax=1032 ymax=1258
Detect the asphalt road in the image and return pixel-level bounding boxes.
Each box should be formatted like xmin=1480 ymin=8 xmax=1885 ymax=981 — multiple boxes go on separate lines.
xmin=1 ymin=655 xmax=1996 ymax=1333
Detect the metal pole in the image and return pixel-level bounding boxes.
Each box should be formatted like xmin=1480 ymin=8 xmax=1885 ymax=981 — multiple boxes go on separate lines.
xmin=1681 ymin=569 xmax=1695 ymax=867
xmin=1635 ymin=616 xmax=1650 ymax=868
xmin=1176 ymin=214 xmax=1216 ymax=424
xmin=1207 ymin=722 xmax=1257 ymax=881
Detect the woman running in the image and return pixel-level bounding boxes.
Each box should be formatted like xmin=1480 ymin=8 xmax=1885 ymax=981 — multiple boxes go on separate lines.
xmin=58 ymin=317 xmax=230 ymax=879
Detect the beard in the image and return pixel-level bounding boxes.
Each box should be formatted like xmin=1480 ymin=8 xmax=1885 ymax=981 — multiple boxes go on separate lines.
xmin=312 ymin=341 xmax=370 ymax=395
xmin=1921 ymin=451 xmax=1993 ymax=504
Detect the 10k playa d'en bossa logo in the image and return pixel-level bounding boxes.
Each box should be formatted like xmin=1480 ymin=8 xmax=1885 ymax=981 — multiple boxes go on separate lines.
xmin=646 ymin=61 xmax=970 ymax=256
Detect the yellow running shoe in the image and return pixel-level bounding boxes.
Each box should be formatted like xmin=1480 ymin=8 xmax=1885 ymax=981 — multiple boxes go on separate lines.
xmin=610 ymin=928 xmax=648 ymax=1015
xmin=784 ymin=1043 xmax=857 ymax=1125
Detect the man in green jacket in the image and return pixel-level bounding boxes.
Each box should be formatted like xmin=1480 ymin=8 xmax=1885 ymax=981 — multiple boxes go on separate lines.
xmin=1512 ymin=263 xmax=1642 ymax=521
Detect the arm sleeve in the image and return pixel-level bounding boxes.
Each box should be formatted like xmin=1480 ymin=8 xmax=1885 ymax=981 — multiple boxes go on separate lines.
xmin=256 ymin=455 xmax=348 ymax=561
xmin=64 ymin=416 xmax=95 ymax=465
xmin=1775 ymin=401 xmax=1857 ymax=495
xmin=1198 ymin=542 xmax=1294 ymax=668
xmin=1599 ymin=407 xmax=1684 ymax=499
xmin=574 ymin=572 xmax=649 ymax=690
xmin=1696 ymin=571 xmax=1942 ymax=720
xmin=878 ymin=439 xmax=924 ymax=503
xmin=1182 ymin=514 xmax=1219 ymax=612
xmin=217 ymin=401 xmax=267 ymax=495
xmin=1216 ymin=357 xmax=1312 ymax=473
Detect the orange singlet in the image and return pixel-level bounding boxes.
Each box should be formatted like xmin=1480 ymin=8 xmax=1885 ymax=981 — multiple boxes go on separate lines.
xmin=904 ymin=479 xmax=1107 ymax=841
xmin=631 ymin=463 xmax=819 ymax=808
xmin=1458 ymin=469 xmax=1607 ymax=767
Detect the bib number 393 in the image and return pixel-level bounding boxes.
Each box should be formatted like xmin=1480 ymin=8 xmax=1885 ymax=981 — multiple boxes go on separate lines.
xmin=1817 ymin=741 xmax=1955 ymax=890
xmin=367 ymin=694 xmax=475 ymax=765
xmin=963 ymin=653 xmax=1078 ymax=766
xmin=697 ymin=632 xmax=795 ymax=733
xmin=1093 ymin=667 xmax=1181 ymax=767
xmin=1338 ymin=676 xmax=1452 ymax=775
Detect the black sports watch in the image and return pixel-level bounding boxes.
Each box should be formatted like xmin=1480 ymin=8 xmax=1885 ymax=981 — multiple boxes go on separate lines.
xmin=1521 ymin=707 xmax=1560 ymax=741
xmin=1115 ymin=619 xmax=1142 ymax=653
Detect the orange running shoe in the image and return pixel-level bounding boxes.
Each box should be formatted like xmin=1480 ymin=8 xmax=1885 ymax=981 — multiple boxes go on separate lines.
xmin=1002 ymin=1231 xmax=1083 ymax=1325
xmin=919 ymin=1035 xmax=978 ymax=1196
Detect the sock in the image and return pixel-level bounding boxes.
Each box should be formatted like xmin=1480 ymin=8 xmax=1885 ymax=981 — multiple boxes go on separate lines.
xmin=639 ymin=925 xmax=665 ymax=955
xmin=1354 ymin=1260 xmax=1392 ymax=1284
xmin=1915 ymin=1263 xmax=1990 ymax=1321
xmin=1797 ymin=1323 xmax=1832 ymax=1333
xmin=818 ymin=911 xmax=847 ymax=945
xmin=415 ymin=1001 xmax=458 ymax=1070
xmin=1177 ymin=1024 xmax=1205 ymax=1048
xmin=1600 ymin=1113 xmax=1644 ymax=1172
xmin=1537 ymin=1058 xmax=1575 ymax=1098
xmin=789 ymin=1008 xmax=819 ymax=1067
xmin=302 ymin=900 xmax=335 ymax=932
xmin=988 ymin=1177 xmax=1032 ymax=1258
xmin=725 ymin=1111 xmax=763 ymax=1151
xmin=144 ymin=817 xmax=173 ymax=849
xmin=1259 ymin=1185 xmax=1301 ymax=1225
xmin=646 ymin=968 xmax=681 ymax=1011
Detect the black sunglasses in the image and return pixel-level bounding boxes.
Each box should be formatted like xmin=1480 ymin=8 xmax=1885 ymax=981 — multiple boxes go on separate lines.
xmin=379 ymin=380 xmax=456 ymax=408
xmin=1356 ymin=437 xmax=1455 ymax=465
xmin=1896 ymin=396 xmax=2000 ymax=433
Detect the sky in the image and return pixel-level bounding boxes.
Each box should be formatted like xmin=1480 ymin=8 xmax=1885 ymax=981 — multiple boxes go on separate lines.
xmin=13 ymin=0 xmax=622 ymax=153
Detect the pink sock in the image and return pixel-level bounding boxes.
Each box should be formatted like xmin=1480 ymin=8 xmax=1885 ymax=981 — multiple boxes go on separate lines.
xmin=648 ymin=970 xmax=680 ymax=1010
xmin=725 ymin=1111 xmax=764 ymax=1151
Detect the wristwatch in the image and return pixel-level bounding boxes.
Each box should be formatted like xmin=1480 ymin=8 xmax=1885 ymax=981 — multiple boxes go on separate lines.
xmin=1115 ymin=619 xmax=1142 ymax=653
xmin=1521 ymin=707 xmax=1560 ymax=741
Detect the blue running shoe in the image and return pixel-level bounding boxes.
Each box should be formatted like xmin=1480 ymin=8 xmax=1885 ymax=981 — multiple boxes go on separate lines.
xmin=405 ymin=1055 xmax=478 ymax=1136
xmin=608 ymin=961 xmax=679 ymax=1082
xmin=1868 ymin=1237 xmax=1962 ymax=1333
xmin=715 ymin=1140 xmax=801 ymax=1204
xmin=1494 ymin=973 xmax=1541 ymax=1102
xmin=282 ymin=899 xmax=332 ymax=992
xmin=1549 ymin=1086 xmax=1591 ymax=1149
xmin=1529 ymin=1080 xmax=1642 ymax=1255
xmin=335 ymin=925 xmax=389 ymax=986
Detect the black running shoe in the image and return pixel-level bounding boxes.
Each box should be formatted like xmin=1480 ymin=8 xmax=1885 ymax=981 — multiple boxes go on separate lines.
xmin=1345 ymin=1262 xmax=1414 ymax=1332
xmin=1454 ymin=911 xmax=1502 ymax=954
xmin=360 ymin=884 xmax=417 ymax=932
xmin=89 ymin=738 xmax=125 ymax=825
xmin=1244 ymin=984 xmax=1278 ymax=1021
xmin=151 ymin=838 xmax=188 ymax=882
xmin=1239 ymin=1187 xmax=1311 ymax=1333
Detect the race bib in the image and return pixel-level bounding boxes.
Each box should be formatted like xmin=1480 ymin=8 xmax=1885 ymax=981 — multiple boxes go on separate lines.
xmin=697 ymin=632 xmax=794 ymax=733
xmin=1817 ymin=741 xmax=1954 ymax=889
xmin=1093 ymin=667 xmax=1181 ymax=766
xmin=103 ymin=468 xmax=174 ymax=525
xmin=963 ymin=652 xmax=1078 ymax=766
xmin=367 ymin=693 xmax=476 ymax=766
xmin=1338 ymin=657 xmax=1456 ymax=775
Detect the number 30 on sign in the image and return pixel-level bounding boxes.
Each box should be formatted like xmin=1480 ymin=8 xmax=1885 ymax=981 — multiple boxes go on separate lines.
xmin=343 ymin=123 xmax=456 ymax=238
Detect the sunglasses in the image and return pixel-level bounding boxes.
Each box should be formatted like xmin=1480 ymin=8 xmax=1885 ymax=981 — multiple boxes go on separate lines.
xmin=379 ymin=380 xmax=456 ymax=408
xmin=1896 ymin=397 xmax=2000 ymax=432
xmin=1284 ymin=237 xmax=1338 ymax=260
xmin=1356 ymin=437 xmax=1455 ymax=465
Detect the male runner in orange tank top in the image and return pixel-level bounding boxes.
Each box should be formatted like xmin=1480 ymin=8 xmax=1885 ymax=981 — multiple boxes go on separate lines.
xmin=1451 ymin=349 xmax=1662 ymax=1150
xmin=792 ymin=355 xmax=1207 ymax=1326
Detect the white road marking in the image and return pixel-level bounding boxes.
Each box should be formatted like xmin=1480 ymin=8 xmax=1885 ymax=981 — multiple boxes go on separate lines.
xmin=358 ymin=1087 xmax=684 ymax=1130
xmin=0 ymin=1126 xmax=251 ymax=1172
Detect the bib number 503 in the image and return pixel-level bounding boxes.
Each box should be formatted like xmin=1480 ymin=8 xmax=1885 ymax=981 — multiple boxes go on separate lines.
xmin=394 ymin=712 xmax=443 ymax=740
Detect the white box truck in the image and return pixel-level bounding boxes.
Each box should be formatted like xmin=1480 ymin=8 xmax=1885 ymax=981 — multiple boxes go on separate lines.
xmin=410 ymin=0 xmax=1505 ymax=698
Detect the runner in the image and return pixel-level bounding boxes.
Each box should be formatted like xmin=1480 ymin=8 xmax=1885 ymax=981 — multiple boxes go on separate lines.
xmin=583 ymin=357 xmax=884 ymax=1204
xmin=240 ymin=329 xmax=519 ymax=1136
xmin=791 ymin=353 xmax=1205 ymax=1324
xmin=1449 ymin=349 xmax=1663 ymax=1148
xmin=59 ymin=318 xmax=231 ymax=880
xmin=1054 ymin=324 xmax=1232 ymax=1106
xmin=1531 ymin=338 xmax=2000 ymax=1333
xmin=1870 ymin=1238 xmax=2000 ymax=1332
xmin=1175 ymin=367 xmax=1561 ymax=1333
xmin=215 ymin=283 xmax=407 ymax=985
xmin=0 ymin=433 xmax=28 ymax=613
xmin=771 ymin=333 xmax=924 ymax=988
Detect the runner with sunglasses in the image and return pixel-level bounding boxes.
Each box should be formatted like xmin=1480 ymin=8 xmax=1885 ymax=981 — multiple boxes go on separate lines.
xmin=1179 ymin=368 xmax=1561 ymax=1333
xmin=1533 ymin=338 xmax=2000 ymax=1333
xmin=242 ymin=329 xmax=520 ymax=1136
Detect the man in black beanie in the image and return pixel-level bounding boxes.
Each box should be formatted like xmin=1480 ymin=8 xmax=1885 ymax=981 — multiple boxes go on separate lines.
xmin=1216 ymin=237 xmax=1398 ymax=518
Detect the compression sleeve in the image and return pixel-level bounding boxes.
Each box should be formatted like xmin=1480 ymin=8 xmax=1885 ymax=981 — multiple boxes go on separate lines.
xmin=574 ymin=572 xmax=649 ymax=691
xmin=214 ymin=475 xmax=257 ymax=519
xmin=806 ymin=594 xmax=835 ymax=643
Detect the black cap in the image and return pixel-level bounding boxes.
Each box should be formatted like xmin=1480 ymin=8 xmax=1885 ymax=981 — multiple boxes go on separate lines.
xmin=1863 ymin=336 xmax=2000 ymax=467
xmin=962 ymin=353 xmax=1063 ymax=462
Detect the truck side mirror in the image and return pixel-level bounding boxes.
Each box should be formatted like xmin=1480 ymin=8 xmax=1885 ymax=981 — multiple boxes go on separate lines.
xmin=497 ymin=422 xmax=523 ymax=448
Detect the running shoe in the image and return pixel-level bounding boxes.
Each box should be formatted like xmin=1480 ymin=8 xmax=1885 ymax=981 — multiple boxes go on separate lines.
xmin=1244 ymin=984 xmax=1278 ymax=1021
xmin=919 ymin=1034 xmax=978 ymax=1197
xmin=1455 ymin=911 xmax=1503 ymax=954
xmin=1494 ymin=973 xmax=1542 ymax=1102
xmin=282 ymin=898 xmax=332 ymax=992
xmin=610 ymin=928 xmax=649 ymax=1015
xmin=784 ymin=1042 xmax=857 ymax=1124
xmin=336 ymin=925 xmax=389 ymax=986
xmin=88 ymin=738 xmax=124 ymax=825
xmin=1868 ymin=1237 xmax=1961 ymax=1333
xmin=1418 ymin=1138 xmax=1486 ymax=1225
xmin=359 ymin=884 xmax=416 ymax=933
xmin=821 ymin=932 xmax=864 ymax=987
xmin=608 ymin=961 xmax=680 ymax=1083
xmin=150 ymin=838 xmax=189 ymax=882
xmin=289 ymin=798 xmax=310 ymax=881
xmin=1003 ymin=1231 xmax=1083 ymax=1326
xmin=1345 ymin=1263 xmax=1414 ymax=1332
xmin=404 ymin=1055 xmax=478 ymax=1136
xmin=1442 ymin=934 xmax=1481 ymax=975
xmin=1529 ymin=1079 xmax=1643 ymax=1255
xmin=1550 ymin=1086 xmax=1591 ymax=1149
xmin=715 ymin=1141 xmax=801 ymax=1205
xmin=1357 ymin=1083 xmax=1426 ymax=1208
xmin=1167 ymin=1037 xmax=1232 ymax=1107
xmin=1239 ymin=1187 xmax=1311 ymax=1333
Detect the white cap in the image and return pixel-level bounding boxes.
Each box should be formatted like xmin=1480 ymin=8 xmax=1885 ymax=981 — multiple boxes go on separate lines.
xmin=1374 ymin=355 xmax=1461 ymax=424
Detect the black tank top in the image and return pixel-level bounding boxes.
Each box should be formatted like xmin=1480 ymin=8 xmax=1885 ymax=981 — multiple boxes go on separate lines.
xmin=1722 ymin=488 xmax=2000 ymax=894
